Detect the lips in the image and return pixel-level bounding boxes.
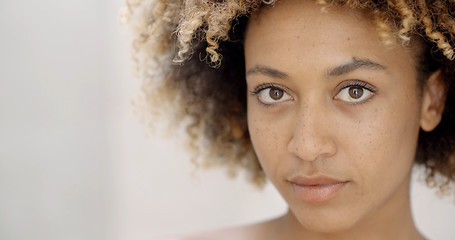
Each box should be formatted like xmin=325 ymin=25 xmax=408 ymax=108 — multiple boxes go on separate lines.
xmin=288 ymin=176 xmax=349 ymax=202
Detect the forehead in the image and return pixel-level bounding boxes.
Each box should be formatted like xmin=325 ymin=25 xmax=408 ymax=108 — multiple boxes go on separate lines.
xmin=243 ymin=0 xmax=416 ymax=78
xmin=250 ymin=0 xmax=368 ymax=26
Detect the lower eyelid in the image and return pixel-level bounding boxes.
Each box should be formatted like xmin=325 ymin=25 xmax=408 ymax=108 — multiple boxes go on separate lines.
xmin=345 ymin=91 xmax=374 ymax=104
xmin=347 ymin=94 xmax=375 ymax=105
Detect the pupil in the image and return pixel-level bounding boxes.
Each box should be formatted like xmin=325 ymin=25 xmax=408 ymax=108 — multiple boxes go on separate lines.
xmin=349 ymin=86 xmax=363 ymax=99
xmin=270 ymin=87 xmax=284 ymax=100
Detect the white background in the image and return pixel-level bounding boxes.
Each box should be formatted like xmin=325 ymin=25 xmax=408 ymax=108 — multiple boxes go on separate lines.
xmin=0 ymin=0 xmax=454 ymax=240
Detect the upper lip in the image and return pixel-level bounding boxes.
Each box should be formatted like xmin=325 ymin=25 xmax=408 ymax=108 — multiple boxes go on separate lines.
xmin=288 ymin=175 xmax=348 ymax=186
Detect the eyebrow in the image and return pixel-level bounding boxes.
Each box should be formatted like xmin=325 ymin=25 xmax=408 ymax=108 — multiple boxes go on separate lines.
xmin=245 ymin=58 xmax=386 ymax=79
xmin=246 ymin=65 xmax=288 ymax=79
xmin=327 ymin=58 xmax=386 ymax=76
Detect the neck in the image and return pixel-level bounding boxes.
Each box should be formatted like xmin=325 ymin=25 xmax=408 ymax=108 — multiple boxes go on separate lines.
xmin=274 ymin=175 xmax=424 ymax=240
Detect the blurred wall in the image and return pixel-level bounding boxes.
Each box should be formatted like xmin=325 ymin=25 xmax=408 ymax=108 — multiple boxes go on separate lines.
xmin=0 ymin=0 xmax=115 ymax=239
xmin=0 ymin=0 xmax=454 ymax=240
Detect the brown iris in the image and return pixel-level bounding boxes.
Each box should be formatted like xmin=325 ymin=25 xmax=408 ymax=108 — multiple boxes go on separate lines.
xmin=269 ymin=87 xmax=284 ymax=100
xmin=348 ymin=86 xmax=364 ymax=99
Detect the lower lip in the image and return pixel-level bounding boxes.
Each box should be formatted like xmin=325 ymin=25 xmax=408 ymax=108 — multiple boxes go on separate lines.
xmin=291 ymin=182 xmax=348 ymax=203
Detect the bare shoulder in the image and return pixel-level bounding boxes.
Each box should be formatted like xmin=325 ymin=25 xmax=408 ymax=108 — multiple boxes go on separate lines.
xmin=156 ymin=217 xmax=282 ymax=240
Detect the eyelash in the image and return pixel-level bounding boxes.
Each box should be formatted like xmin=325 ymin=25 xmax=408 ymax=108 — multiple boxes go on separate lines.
xmin=250 ymin=80 xmax=378 ymax=106
xmin=249 ymin=83 xmax=283 ymax=96
xmin=339 ymin=81 xmax=377 ymax=94
xmin=337 ymin=81 xmax=378 ymax=105
xmin=249 ymin=83 xmax=281 ymax=106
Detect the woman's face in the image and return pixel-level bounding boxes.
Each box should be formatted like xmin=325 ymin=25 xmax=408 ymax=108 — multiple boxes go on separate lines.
xmin=245 ymin=0 xmax=424 ymax=233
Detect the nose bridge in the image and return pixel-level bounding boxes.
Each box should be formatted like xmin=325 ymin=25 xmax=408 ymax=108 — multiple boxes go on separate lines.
xmin=287 ymin=99 xmax=336 ymax=161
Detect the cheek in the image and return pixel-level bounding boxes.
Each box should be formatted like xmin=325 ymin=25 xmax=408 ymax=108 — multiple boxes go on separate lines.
xmin=344 ymin=100 xmax=421 ymax=198
xmin=247 ymin=111 xmax=276 ymax=170
xmin=247 ymin=103 xmax=291 ymax=182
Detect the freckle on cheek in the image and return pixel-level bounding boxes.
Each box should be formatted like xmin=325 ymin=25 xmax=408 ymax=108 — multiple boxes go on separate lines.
xmin=254 ymin=128 xmax=262 ymax=136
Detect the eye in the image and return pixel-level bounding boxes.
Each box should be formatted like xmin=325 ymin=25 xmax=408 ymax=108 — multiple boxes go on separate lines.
xmin=251 ymin=84 xmax=293 ymax=105
xmin=334 ymin=82 xmax=377 ymax=104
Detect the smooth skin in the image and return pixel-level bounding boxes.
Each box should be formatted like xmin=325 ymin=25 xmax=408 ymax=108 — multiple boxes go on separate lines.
xmin=168 ymin=0 xmax=446 ymax=239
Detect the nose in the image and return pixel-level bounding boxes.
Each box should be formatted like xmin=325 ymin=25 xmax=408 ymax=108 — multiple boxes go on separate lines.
xmin=287 ymin=105 xmax=337 ymax=162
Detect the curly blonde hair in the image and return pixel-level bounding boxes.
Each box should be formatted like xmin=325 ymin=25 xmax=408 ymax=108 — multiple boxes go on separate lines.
xmin=122 ymin=0 xmax=455 ymax=190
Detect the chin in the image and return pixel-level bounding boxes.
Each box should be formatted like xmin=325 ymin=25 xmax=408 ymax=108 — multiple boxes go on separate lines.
xmin=291 ymin=208 xmax=360 ymax=234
